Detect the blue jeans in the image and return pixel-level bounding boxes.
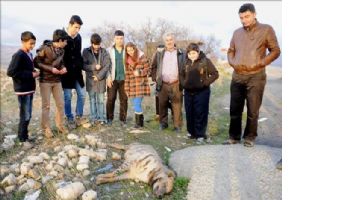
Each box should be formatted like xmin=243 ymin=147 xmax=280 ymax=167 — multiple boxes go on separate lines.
xmin=63 ymin=81 xmax=85 ymax=121
xmin=17 ymin=94 xmax=33 ymax=141
xmin=89 ymin=91 xmax=105 ymax=122
xmin=131 ymin=97 xmax=143 ymax=114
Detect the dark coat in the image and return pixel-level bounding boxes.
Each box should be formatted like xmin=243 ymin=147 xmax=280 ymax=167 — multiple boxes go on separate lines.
xmin=150 ymin=48 xmax=186 ymax=91
xmin=34 ymin=42 xmax=65 ymax=83
xmin=7 ymin=49 xmax=36 ymax=93
xmin=182 ymin=51 xmax=219 ymax=92
xmin=61 ymin=33 xmax=84 ymax=89
xmin=82 ymin=47 xmax=111 ymax=93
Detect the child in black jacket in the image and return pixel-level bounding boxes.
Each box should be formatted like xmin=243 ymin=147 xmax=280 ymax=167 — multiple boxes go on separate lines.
xmin=7 ymin=31 xmax=39 ymax=143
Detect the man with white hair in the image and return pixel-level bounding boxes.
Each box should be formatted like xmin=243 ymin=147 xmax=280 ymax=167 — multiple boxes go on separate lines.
xmin=151 ymin=32 xmax=186 ymax=132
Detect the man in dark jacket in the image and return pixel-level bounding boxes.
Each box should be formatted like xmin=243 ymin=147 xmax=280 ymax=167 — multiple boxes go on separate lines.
xmin=224 ymin=3 xmax=281 ymax=147
xmin=151 ymin=32 xmax=186 ymax=132
xmin=7 ymin=31 xmax=39 ymax=145
xmin=61 ymin=15 xmax=85 ymax=129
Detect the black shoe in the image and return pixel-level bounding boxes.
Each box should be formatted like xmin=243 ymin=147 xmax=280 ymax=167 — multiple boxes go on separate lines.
xmin=173 ymin=127 xmax=181 ymax=133
xmin=107 ymin=120 xmax=113 ymax=126
xmin=159 ymin=124 xmax=168 ymax=130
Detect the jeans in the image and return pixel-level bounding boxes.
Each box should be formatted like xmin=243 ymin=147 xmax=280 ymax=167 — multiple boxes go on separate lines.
xmin=88 ymin=91 xmax=105 ymax=122
xmin=17 ymin=94 xmax=33 ymax=141
xmin=184 ymin=88 xmax=210 ymax=138
xmin=63 ymin=81 xmax=85 ymax=121
xmin=132 ymin=97 xmax=143 ymax=114
xmin=229 ymin=71 xmax=266 ymax=141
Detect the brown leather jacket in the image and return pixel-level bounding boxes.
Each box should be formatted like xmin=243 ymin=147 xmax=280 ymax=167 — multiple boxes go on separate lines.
xmin=34 ymin=42 xmax=65 ymax=83
xmin=227 ymin=20 xmax=281 ymax=76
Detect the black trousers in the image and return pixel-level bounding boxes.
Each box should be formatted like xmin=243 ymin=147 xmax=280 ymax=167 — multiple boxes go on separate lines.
xmin=229 ymin=71 xmax=266 ymax=141
xmin=106 ymin=80 xmax=128 ymax=122
xmin=184 ymin=87 xmax=211 ymax=138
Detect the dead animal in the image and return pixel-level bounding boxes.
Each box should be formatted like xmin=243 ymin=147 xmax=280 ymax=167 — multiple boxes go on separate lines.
xmin=96 ymin=143 xmax=175 ymax=198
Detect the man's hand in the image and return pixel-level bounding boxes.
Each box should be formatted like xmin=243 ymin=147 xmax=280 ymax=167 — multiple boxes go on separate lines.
xmin=107 ymin=77 xmax=113 ymax=88
xmin=93 ymin=75 xmax=98 ymax=82
xmin=95 ymin=64 xmax=101 ymax=70
xmin=52 ymin=68 xmax=61 ymax=74
xmin=59 ymin=67 xmax=67 ymax=75
xmin=32 ymin=70 xmax=40 ymax=78
xmin=235 ymin=65 xmax=248 ymax=74
xmin=133 ymin=69 xmax=140 ymax=77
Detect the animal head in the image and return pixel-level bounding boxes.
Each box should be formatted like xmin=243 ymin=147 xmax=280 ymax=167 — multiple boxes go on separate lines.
xmin=152 ymin=168 xmax=175 ymax=198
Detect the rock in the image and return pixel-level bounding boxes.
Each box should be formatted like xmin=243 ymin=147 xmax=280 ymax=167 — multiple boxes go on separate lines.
xmin=95 ymin=149 xmax=107 ymax=161
xmin=67 ymin=149 xmax=78 ymax=158
xmin=64 ymin=145 xmax=78 ymax=151
xmin=41 ymin=175 xmax=53 ymax=184
xmin=49 ymin=170 xmax=58 ymax=177
xmin=45 ymin=161 xmax=54 ymax=171
xmin=82 ymin=170 xmax=90 ymax=177
xmin=17 ymin=176 xmax=27 ymax=185
xmin=67 ymin=134 xmax=79 ymax=141
xmin=111 ymin=152 xmax=121 ymax=160
xmin=1 ymin=173 xmax=17 ymax=186
xmin=54 ymin=164 xmax=65 ymax=172
xmin=5 ymin=185 xmax=16 ymax=193
xmin=0 ymin=165 xmax=10 ymax=176
xmin=67 ymin=160 xmax=74 ymax=168
xmin=27 ymin=156 xmax=44 ymax=164
xmin=1 ymin=137 xmax=15 ymax=150
xmin=24 ymin=190 xmax=41 ymax=200
xmin=19 ymin=182 xmax=31 ymax=191
xmin=21 ymin=162 xmax=33 ymax=175
xmin=54 ymin=146 xmax=62 ymax=152
xmin=85 ymin=135 xmax=98 ymax=146
xmin=97 ymin=141 xmax=107 ymax=149
xmin=38 ymin=152 xmax=50 ymax=160
xmin=56 ymin=181 xmax=85 ymax=200
xmin=82 ymin=190 xmax=97 ymax=200
xmin=26 ymin=178 xmax=42 ymax=190
xmin=76 ymin=156 xmax=90 ymax=171
xmin=27 ymin=169 xmax=41 ymax=180
xmin=57 ymin=158 xmax=68 ymax=167
xmin=79 ymin=148 xmax=97 ymax=159
xmin=82 ymin=123 xmax=91 ymax=129
xmin=9 ymin=163 xmax=20 ymax=174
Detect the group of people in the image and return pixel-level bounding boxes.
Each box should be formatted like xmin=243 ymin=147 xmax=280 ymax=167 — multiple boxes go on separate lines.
xmin=7 ymin=3 xmax=280 ymax=148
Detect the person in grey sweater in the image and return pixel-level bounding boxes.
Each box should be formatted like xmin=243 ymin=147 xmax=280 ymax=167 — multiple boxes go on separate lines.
xmin=83 ymin=33 xmax=111 ymax=124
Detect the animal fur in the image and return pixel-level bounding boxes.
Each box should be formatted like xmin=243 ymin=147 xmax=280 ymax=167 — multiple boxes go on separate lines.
xmin=96 ymin=143 xmax=175 ymax=198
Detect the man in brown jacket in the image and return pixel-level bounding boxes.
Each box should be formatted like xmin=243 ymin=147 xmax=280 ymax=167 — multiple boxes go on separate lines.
xmin=224 ymin=3 xmax=281 ymax=147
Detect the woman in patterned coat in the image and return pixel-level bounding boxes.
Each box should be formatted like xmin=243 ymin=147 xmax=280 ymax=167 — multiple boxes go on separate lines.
xmin=124 ymin=42 xmax=151 ymax=128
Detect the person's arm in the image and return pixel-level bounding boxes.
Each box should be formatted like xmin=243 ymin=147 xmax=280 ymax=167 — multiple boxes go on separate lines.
xmin=138 ymin=56 xmax=150 ymax=77
xmin=203 ymin=58 xmax=219 ymax=86
xmin=82 ymin=49 xmax=94 ymax=72
xmin=262 ymin=26 xmax=281 ymax=66
xmin=7 ymin=53 xmax=32 ymax=79
xmin=227 ymin=31 xmax=238 ymax=71
xmin=96 ymin=50 xmax=111 ymax=81
xmin=150 ymin=52 xmax=158 ymax=81
xmin=34 ymin=48 xmax=55 ymax=73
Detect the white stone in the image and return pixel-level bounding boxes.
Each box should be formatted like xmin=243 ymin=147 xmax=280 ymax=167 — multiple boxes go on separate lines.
xmin=82 ymin=190 xmax=97 ymax=200
xmin=85 ymin=135 xmax=98 ymax=146
xmin=79 ymin=148 xmax=97 ymax=159
xmin=67 ymin=134 xmax=79 ymax=141
xmin=111 ymin=152 xmax=121 ymax=160
xmin=76 ymin=156 xmax=90 ymax=171
xmin=95 ymin=149 xmax=107 ymax=161
xmin=38 ymin=152 xmax=50 ymax=160
xmin=26 ymin=178 xmax=42 ymax=190
xmin=1 ymin=173 xmax=16 ymax=186
xmin=24 ymin=190 xmax=41 ymax=200
xmin=49 ymin=170 xmax=58 ymax=177
xmin=21 ymin=162 xmax=33 ymax=175
xmin=5 ymin=185 xmax=16 ymax=193
xmin=67 ymin=149 xmax=78 ymax=158
xmin=82 ymin=170 xmax=90 ymax=177
xmin=9 ymin=163 xmax=20 ymax=174
xmin=0 ymin=165 xmax=10 ymax=176
xmin=56 ymin=182 xmax=85 ymax=200
xmin=57 ymin=158 xmax=68 ymax=167
xmin=27 ymin=156 xmax=44 ymax=164
xmin=97 ymin=141 xmax=107 ymax=149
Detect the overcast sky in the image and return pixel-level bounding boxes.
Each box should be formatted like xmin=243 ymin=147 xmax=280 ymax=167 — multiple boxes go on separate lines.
xmin=1 ymin=1 xmax=281 ymax=50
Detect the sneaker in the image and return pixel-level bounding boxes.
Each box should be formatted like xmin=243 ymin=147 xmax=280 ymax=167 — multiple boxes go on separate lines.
xmin=67 ymin=120 xmax=77 ymax=130
xmin=222 ymin=139 xmax=240 ymax=145
xmin=75 ymin=116 xmax=89 ymax=126
xmin=196 ymin=137 xmax=205 ymax=144
xmin=21 ymin=141 xmax=33 ymax=150
xmin=43 ymin=128 xmax=53 ymax=138
xmin=243 ymin=139 xmax=255 ymax=147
